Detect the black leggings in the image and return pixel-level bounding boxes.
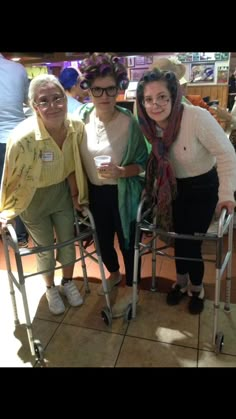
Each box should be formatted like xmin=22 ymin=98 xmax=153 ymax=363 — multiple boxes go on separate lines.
xmin=173 ymin=167 xmax=219 ymax=286
xmin=88 ymin=182 xmax=140 ymax=286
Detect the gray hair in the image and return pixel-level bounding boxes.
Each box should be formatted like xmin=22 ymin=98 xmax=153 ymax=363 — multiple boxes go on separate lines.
xmin=28 ymin=74 xmax=65 ymax=108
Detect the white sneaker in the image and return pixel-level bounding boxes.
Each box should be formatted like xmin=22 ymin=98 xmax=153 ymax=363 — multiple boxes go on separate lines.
xmin=46 ymin=287 xmax=65 ymax=315
xmin=97 ymin=274 xmax=122 ymax=296
xmin=60 ymin=281 xmax=83 ymax=307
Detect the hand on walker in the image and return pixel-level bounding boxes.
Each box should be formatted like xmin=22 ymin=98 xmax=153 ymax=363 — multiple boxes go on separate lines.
xmin=75 ymin=204 xmax=89 ymax=218
xmin=71 ymin=195 xmax=84 ymax=212
xmin=0 ymin=215 xmax=15 ymax=233
xmin=216 ymin=200 xmax=235 ymax=216
xmin=0 ymin=215 xmax=11 ymax=233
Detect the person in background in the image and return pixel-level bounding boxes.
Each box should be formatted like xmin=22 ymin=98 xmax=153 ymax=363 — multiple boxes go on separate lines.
xmin=0 ymin=52 xmax=29 ymax=247
xmin=78 ymin=53 xmax=148 ymax=318
xmin=227 ymin=71 xmax=236 ymax=111
xmin=214 ymin=98 xmax=236 ymax=152
xmin=214 ymin=97 xmax=236 ymax=128
xmin=59 ymin=67 xmax=83 ymax=114
xmin=0 ymin=74 xmax=88 ymax=315
xmin=136 ymin=68 xmax=236 ymax=315
xmin=23 ymin=78 xmax=34 ymax=117
xmin=150 ymin=56 xmax=220 ymax=122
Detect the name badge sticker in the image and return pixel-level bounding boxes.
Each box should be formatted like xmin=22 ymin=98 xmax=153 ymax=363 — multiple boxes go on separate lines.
xmin=41 ymin=151 xmax=54 ymax=162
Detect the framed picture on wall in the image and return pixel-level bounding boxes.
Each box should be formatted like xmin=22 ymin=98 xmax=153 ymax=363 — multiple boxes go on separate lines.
xmin=220 ymin=52 xmax=229 ymax=61
xmin=217 ymin=66 xmax=229 ymax=83
xmin=192 ymin=53 xmax=200 ymax=61
xmin=190 ymin=63 xmax=215 ymax=83
xmin=145 ymin=56 xmax=153 ymax=65
xmin=130 ymin=68 xmax=148 ymax=81
xmin=135 ymin=56 xmax=145 ymax=67
xmin=127 ymin=57 xmax=135 ymax=67
xmin=215 ymin=53 xmax=221 ymax=60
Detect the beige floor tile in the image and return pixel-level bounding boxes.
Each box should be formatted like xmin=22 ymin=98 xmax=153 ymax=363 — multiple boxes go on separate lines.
xmin=198 ymin=350 xmax=236 ymax=367
xmin=199 ymin=299 xmax=236 ymax=355
xmin=0 ymin=318 xmax=59 ymax=367
xmin=116 ymin=336 xmax=197 ymax=367
xmin=44 ymin=324 xmax=123 ymax=367
xmin=127 ymin=290 xmax=199 ymax=348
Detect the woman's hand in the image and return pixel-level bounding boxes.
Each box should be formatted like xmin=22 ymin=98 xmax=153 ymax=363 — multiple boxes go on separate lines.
xmin=98 ymin=162 xmax=124 ymax=179
xmin=0 ymin=216 xmax=8 ymax=233
xmin=72 ymin=195 xmax=84 ymax=212
xmin=216 ymin=200 xmax=235 ymax=216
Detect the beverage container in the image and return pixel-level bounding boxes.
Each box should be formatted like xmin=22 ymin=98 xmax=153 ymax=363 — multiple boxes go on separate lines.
xmin=93 ymin=155 xmax=111 ymax=179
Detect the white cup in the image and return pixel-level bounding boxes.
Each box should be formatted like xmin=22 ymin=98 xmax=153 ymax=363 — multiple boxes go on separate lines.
xmin=94 ymin=155 xmax=111 ymax=179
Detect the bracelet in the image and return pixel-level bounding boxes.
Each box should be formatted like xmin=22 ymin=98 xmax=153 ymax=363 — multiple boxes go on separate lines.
xmin=71 ymin=193 xmax=78 ymax=198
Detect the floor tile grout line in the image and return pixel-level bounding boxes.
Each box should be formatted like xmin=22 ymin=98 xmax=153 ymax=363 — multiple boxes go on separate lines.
xmin=58 ymin=319 xmax=130 ymax=337
xmin=124 ymin=332 xmax=200 ymax=351
xmin=114 ymin=327 xmax=129 ymax=367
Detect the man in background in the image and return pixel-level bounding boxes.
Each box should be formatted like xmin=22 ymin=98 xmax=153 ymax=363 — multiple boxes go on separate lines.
xmin=0 ymin=53 xmax=29 ymax=246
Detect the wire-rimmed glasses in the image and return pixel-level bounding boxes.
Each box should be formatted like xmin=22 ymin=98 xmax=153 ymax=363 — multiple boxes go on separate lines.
xmin=143 ymin=94 xmax=170 ymax=109
xmin=34 ymin=94 xmax=66 ymax=110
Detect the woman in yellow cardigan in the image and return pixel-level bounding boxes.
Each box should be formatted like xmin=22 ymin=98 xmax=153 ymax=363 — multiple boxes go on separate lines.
xmin=0 ymin=74 xmax=88 ymax=315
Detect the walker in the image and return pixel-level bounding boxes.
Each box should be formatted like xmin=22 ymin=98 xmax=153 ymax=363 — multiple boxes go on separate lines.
xmin=1 ymin=208 xmax=113 ymax=364
xmin=129 ymin=198 xmax=234 ymax=354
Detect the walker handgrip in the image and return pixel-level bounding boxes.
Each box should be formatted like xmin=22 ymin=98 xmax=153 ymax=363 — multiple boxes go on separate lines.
xmin=4 ymin=223 xmax=18 ymax=245
xmin=136 ymin=197 xmax=149 ymax=222
xmin=218 ymin=208 xmax=232 ymax=237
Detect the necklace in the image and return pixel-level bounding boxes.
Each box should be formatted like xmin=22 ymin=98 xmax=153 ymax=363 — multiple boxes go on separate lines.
xmin=94 ymin=110 xmax=117 ymax=143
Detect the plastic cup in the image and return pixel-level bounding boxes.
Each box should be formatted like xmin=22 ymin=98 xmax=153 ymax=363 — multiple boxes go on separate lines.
xmin=94 ymin=155 xmax=111 ymax=179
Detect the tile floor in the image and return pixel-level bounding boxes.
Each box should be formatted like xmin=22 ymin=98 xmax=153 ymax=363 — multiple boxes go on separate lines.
xmin=0 ymin=227 xmax=236 ymax=368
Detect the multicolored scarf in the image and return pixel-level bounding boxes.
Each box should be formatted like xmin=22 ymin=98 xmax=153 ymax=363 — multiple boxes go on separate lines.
xmin=137 ymin=84 xmax=183 ymax=231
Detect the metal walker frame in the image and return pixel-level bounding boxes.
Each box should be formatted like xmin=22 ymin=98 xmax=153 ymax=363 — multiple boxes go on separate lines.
xmin=1 ymin=208 xmax=113 ymax=363
xmin=130 ymin=198 xmax=234 ymax=353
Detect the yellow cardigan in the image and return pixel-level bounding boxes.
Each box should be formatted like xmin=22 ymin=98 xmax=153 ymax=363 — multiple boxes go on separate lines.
xmin=0 ymin=115 xmax=88 ymax=219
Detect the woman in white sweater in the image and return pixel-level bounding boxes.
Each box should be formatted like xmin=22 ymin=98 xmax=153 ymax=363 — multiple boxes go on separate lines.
xmin=136 ymin=68 xmax=236 ymax=315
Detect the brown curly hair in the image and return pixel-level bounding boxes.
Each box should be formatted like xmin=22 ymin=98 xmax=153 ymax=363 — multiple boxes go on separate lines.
xmin=79 ymin=52 xmax=129 ymax=90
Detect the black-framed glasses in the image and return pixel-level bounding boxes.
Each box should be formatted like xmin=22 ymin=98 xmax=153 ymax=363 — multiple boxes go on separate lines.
xmin=34 ymin=94 xmax=66 ymax=110
xmin=143 ymin=94 xmax=170 ymax=109
xmin=90 ymin=86 xmax=118 ymax=98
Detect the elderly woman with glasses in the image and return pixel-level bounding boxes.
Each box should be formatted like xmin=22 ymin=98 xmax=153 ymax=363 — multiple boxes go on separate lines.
xmin=0 ymin=74 xmax=88 ymax=315
xmin=76 ymin=53 xmax=148 ymax=318
xmin=136 ymin=68 xmax=236 ymax=315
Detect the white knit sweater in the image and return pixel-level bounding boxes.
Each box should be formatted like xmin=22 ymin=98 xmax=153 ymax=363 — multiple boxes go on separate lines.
xmin=169 ymin=103 xmax=236 ymax=203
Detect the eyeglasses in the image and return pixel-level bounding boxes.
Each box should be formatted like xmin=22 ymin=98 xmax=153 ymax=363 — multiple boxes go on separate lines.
xmin=143 ymin=94 xmax=170 ymax=108
xmin=34 ymin=94 xmax=65 ymax=110
xmin=90 ymin=86 xmax=118 ymax=98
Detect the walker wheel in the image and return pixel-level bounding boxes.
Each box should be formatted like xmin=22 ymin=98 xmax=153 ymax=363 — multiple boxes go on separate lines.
xmin=101 ymin=308 xmax=112 ymax=326
xmin=124 ymin=304 xmax=132 ymax=321
xmin=215 ymin=332 xmax=224 ymax=354
xmin=33 ymin=339 xmax=44 ymax=361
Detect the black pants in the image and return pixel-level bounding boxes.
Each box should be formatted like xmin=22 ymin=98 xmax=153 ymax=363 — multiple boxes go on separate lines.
xmin=173 ymin=167 xmax=219 ymax=286
xmin=88 ymin=182 xmax=140 ymax=286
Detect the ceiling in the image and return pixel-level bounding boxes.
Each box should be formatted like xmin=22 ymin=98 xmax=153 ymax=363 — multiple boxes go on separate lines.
xmin=2 ymin=52 xmax=88 ymax=65
xmin=3 ymin=52 xmax=236 ymax=68
xmin=2 ymin=52 xmax=159 ymax=66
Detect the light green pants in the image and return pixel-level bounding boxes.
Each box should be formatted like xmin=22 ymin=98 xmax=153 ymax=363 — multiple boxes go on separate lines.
xmin=21 ymin=181 xmax=75 ymax=274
